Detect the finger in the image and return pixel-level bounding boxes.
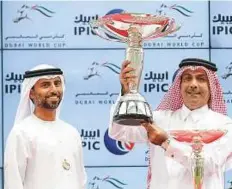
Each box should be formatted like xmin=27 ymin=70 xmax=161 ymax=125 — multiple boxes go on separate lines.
xmin=120 ymin=72 xmax=136 ymax=82
xmin=120 ymin=77 xmax=136 ymax=85
xmin=141 ymin=121 xmax=153 ymax=126
xmin=140 ymin=120 xmax=147 ymax=125
xmin=121 ymin=60 xmax=131 ymax=69
xmin=145 ymin=124 xmax=156 ymax=133
xmin=141 ymin=123 xmax=148 ymax=127
xmin=126 ymin=78 xmax=137 ymax=83
xmin=141 ymin=122 xmax=151 ymax=132
xmin=141 ymin=122 xmax=148 ymax=130
xmin=121 ymin=67 xmax=135 ymax=76
xmin=124 ymin=72 xmax=137 ymax=79
xmin=120 ymin=66 xmax=134 ymax=78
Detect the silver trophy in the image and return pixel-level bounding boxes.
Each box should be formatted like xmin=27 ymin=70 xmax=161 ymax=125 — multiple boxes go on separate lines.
xmin=90 ymin=13 xmax=180 ymax=126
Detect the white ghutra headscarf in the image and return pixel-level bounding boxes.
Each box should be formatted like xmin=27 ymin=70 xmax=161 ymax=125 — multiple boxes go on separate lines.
xmin=14 ymin=64 xmax=65 ymax=125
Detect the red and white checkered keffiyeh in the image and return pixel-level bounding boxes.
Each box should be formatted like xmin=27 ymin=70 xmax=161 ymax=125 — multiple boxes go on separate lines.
xmin=146 ymin=65 xmax=227 ymax=189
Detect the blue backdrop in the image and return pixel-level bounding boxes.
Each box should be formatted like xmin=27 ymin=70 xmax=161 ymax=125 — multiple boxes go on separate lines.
xmin=1 ymin=1 xmax=232 ymax=189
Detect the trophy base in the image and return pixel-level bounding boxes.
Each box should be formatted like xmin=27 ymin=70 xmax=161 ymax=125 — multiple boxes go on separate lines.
xmin=113 ymin=114 xmax=152 ymax=126
xmin=113 ymin=93 xmax=153 ymax=126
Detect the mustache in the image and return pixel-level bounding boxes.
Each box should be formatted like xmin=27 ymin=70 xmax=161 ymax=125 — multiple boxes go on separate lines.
xmin=45 ymin=92 xmax=61 ymax=98
xmin=186 ymin=89 xmax=200 ymax=94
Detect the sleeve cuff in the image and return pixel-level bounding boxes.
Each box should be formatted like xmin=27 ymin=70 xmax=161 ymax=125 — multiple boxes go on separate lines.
xmin=164 ymin=139 xmax=192 ymax=166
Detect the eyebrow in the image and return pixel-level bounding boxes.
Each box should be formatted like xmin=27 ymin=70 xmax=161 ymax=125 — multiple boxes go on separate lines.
xmin=55 ymin=78 xmax=61 ymax=80
xmin=53 ymin=77 xmax=61 ymax=82
xmin=182 ymin=72 xmax=207 ymax=76
xmin=40 ymin=77 xmax=61 ymax=82
xmin=40 ymin=81 xmax=51 ymax=85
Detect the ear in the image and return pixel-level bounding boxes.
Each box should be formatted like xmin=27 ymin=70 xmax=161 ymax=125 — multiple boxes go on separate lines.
xmin=29 ymin=88 xmax=35 ymax=101
xmin=29 ymin=88 xmax=37 ymax=104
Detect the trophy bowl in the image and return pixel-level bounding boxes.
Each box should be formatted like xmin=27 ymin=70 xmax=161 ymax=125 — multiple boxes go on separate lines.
xmin=169 ymin=129 xmax=227 ymax=189
xmin=90 ymin=12 xmax=180 ymax=126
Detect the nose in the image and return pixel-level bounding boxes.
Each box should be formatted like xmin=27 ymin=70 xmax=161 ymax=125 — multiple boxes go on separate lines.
xmin=49 ymin=83 xmax=58 ymax=94
xmin=189 ymin=78 xmax=198 ymax=89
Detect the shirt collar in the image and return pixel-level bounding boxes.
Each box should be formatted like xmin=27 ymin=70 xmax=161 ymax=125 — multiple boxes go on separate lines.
xmin=181 ymin=104 xmax=209 ymax=122
xmin=31 ymin=113 xmax=57 ymax=125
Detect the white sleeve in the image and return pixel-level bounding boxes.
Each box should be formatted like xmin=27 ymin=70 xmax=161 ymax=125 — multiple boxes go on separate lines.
xmin=203 ymin=125 xmax=232 ymax=172
xmin=4 ymin=128 xmax=29 ymax=189
xmin=76 ymin=132 xmax=87 ymax=189
xmin=108 ymin=94 xmax=148 ymax=143
xmin=164 ymin=139 xmax=193 ymax=171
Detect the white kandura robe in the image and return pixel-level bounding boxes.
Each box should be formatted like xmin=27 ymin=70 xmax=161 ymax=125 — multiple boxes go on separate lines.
xmin=109 ymin=103 xmax=232 ymax=189
xmin=4 ymin=114 xmax=87 ymax=189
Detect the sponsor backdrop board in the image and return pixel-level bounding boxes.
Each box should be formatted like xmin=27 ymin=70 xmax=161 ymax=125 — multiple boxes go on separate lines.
xmin=1 ymin=1 xmax=232 ymax=189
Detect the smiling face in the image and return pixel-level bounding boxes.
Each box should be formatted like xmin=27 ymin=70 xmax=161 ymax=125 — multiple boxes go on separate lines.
xmin=29 ymin=76 xmax=63 ymax=110
xmin=180 ymin=68 xmax=210 ymax=110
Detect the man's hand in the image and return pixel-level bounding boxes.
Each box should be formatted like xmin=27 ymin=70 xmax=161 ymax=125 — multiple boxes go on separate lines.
xmin=141 ymin=122 xmax=168 ymax=146
xmin=120 ymin=60 xmax=136 ymax=95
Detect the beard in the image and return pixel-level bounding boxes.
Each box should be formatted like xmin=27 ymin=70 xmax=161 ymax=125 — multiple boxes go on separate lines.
xmin=43 ymin=98 xmax=61 ymax=109
xmin=35 ymin=92 xmax=62 ymax=110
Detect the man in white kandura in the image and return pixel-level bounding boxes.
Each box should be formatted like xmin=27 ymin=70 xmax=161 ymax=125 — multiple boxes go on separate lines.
xmin=4 ymin=64 xmax=87 ymax=189
xmin=109 ymin=58 xmax=232 ymax=189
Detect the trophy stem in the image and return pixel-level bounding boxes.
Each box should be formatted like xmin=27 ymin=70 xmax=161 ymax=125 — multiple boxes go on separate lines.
xmin=126 ymin=26 xmax=143 ymax=93
xmin=191 ymin=138 xmax=204 ymax=189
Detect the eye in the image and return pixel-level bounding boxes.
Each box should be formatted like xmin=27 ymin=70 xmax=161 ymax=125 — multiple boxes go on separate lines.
xmin=41 ymin=82 xmax=50 ymax=88
xmin=182 ymin=75 xmax=191 ymax=82
xmin=198 ymin=77 xmax=207 ymax=82
xmin=54 ymin=80 xmax=61 ymax=86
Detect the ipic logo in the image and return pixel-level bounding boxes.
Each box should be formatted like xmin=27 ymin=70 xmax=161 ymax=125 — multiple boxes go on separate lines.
xmin=4 ymin=72 xmax=24 ymax=94
xmin=5 ymin=84 xmax=21 ymax=94
xmin=81 ymin=129 xmax=100 ymax=150
xmin=144 ymin=83 xmax=169 ymax=93
xmin=144 ymin=71 xmax=169 ymax=93
xmin=74 ymin=14 xmax=99 ymax=36
xmin=212 ymin=14 xmax=232 ymax=35
xmin=212 ymin=25 xmax=232 ymax=35
xmin=74 ymin=9 xmax=125 ymax=36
